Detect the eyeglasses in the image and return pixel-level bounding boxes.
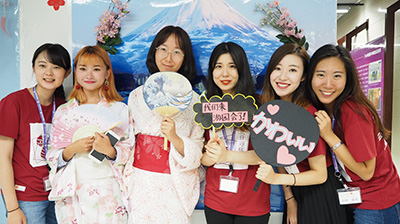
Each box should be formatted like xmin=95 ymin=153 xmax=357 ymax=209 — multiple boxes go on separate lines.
xmin=156 ymin=47 xmax=185 ymax=62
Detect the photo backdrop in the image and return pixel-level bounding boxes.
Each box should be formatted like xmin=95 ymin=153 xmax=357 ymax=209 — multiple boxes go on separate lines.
xmin=72 ymin=0 xmax=336 ymax=99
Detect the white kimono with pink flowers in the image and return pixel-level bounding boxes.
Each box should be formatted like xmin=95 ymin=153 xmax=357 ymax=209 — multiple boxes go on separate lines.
xmin=47 ymin=99 xmax=133 ymax=224
xmin=124 ymin=86 xmax=204 ymax=224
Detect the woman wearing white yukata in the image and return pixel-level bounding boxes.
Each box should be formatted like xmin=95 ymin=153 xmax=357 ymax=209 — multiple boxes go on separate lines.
xmin=124 ymin=25 xmax=204 ymax=223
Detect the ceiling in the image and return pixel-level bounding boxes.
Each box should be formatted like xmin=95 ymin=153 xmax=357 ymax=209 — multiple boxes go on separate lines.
xmin=337 ymin=0 xmax=364 ymax=19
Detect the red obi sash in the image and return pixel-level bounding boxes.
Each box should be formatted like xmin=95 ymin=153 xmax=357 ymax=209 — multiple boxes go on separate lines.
xmin=133 ymin=134 xmax=171 ymax=174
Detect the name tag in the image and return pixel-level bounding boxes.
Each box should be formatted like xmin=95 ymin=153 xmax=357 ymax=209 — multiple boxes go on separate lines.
xmin=43 ymin=176 xmax=52 ymax=191
xmin=15 ymin=185 xmax=26 ymax=192
xmin=337 ymin=187 xmax=362 ymax=205
xmin=219 ymin=175 xmax=239 ymax=193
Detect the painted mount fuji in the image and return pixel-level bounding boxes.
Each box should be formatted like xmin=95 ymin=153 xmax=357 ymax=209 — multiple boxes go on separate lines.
xmin=110 ymin=0 xmax=281 ymax=94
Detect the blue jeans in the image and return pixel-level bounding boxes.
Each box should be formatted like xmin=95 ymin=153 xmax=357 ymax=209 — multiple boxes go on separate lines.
xmin=351 ymin=201 xmax=400 ymax=224
xmin=16 ymin=200 xmax=57 ymax=224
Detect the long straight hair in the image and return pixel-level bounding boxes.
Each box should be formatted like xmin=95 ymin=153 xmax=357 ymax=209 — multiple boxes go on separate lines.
xmin=69 ymin=45 xmax=123 ymax=103
xmin=32 ymin=43 xmax=71 ymax=99
xmin=305 ymin=44 xmax=390 ymax=140
xmin=261 ymin=43 xmax=310 ymax=108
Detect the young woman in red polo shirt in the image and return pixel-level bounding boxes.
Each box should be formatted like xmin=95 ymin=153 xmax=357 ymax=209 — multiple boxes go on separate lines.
xmin=202 ymin=42 xmax=271 ymax=224
xmin=309 ymin=44 xmax=400 ymax=224
xmin=0 ymin=43 xmax=70 ymax=224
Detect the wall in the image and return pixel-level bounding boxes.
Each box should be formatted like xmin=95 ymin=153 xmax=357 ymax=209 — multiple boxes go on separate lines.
xmin=0 ymin=1 xmax=72 ymax=223
xmin=0 ymin=0 xmax=19 ymax=99
xmin=337 ymin=0 xmax=400 ymax=161
xmin=19 ymin=0 xmax=73 ymax=95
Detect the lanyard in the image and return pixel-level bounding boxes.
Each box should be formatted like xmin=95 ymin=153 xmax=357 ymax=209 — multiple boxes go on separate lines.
xmin=222 ymin=127 xmax=236 ymax=174
xmin=330 ymin=117 xmax=348 ymax=188
xmin=222 ymin=127 xmax=236 ymax=152
xmin=331 ymin=117 xmax=339 ymax=173
xmin=33 ymin=85 xmax=55 ymax=156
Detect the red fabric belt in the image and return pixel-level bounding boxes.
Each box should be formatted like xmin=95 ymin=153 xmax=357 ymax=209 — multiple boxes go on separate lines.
xmin=133 ymin=134 xmax=171 ymax=174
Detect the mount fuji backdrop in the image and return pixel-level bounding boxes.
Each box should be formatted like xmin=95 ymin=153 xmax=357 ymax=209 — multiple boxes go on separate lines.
xmin=109 ymin=0 xmax=282 ymax=97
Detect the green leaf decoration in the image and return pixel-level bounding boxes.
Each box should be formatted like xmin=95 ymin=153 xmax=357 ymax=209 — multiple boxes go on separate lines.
xmin=300 ymin=36 xmax=306 ymax=46
xmin=304 ymin=42 xmax=309 ymax=51
xmin=110 ymin=46 xmax=119 ymax=55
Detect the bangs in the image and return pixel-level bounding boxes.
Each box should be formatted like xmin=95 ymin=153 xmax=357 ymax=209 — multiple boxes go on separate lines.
xmin=43 ymin=50 xmax=63 ymax=68
xmin=75 ymin=52 xmax=107 ymax=69
xmin=45 ymin=47 xmax=69 ymax=69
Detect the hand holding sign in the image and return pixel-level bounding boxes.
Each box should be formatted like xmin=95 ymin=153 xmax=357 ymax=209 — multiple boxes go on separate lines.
xmin=192 ymin=92 xmax=258 ymax=129
xmin=250 ymin=100 xmax=319 ymax=191
xmin=143 ymin=71 xmax=193 ymax=150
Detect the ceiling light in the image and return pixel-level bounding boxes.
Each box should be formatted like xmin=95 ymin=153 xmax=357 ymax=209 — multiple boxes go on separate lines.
xmin=337 ymin=5 xmax=350 ymax=13
xmin=337 ymin=8 xmax=349 ymax=13
xmin=378 ymin=8 xmax=387 ymax=13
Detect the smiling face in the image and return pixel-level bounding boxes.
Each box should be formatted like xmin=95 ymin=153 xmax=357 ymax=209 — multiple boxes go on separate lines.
xmin=270 ymin=54 xmax=304 ymax=101
xmin=311 ymin=57 xmax=347 ymax=112
xmin=75 ymin=56 xmax=110 ymax=95
xmin=212 ymin=53 xmax=239 ymax=95
xmin=33 ymin=51 xmax=68 ymax=91
xmin=155 ymin=34 xmax=184 ymax=72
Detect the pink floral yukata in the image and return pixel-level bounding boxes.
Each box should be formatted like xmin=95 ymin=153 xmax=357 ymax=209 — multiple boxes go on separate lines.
xmin=47 ymin=99 xmax=133 ymax=224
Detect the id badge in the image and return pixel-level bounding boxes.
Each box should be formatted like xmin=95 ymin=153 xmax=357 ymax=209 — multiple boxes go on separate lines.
xmin=43 ymin=176 xmax=52 ymax=191
xmin=219 ymin=175 xmax=239 ymax=193
xmin=337 ymin=187 xmax=362 ymax=205
xmin=285 ymin=164 xmax=300 ymax=174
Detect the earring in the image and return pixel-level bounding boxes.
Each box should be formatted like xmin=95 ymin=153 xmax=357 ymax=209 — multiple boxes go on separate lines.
xmin=104 ymin=79 xmax=109 ymax=91
xmin=75 ymin=85 xmax=80 ymax=89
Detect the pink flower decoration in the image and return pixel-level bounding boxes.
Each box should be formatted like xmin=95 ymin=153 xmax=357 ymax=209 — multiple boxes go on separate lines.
xmin=95 ymin=0 xmax=131 ymax=54
xmin=255 ymin=0 xmax=309 ymax=50
xmin=272 ymin=0 xmax=280 ymax=6
xmin=47 ymin=0 xmax=65 ymax=11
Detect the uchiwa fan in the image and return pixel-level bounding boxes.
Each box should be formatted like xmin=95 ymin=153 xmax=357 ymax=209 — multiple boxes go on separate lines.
xmin=143 ymin=71 xmax=193 ymax=150
xmin=52 ymin=104 xmax=122 ymax=150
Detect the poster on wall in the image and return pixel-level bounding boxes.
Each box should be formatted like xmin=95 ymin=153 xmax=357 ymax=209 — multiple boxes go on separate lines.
xmin=350 ymin=36 xmax=385 ymax=121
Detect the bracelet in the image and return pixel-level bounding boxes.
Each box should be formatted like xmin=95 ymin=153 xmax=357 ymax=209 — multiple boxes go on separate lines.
xmin=331 ymin=141 xmax=343 ymax=151
xmin=7 ymin=206 xmax=20 ymax=213
xmin=292 ymin=173 xmax=296 ymax=186
xmin=285 ymin=196 xmax=294 ymax=202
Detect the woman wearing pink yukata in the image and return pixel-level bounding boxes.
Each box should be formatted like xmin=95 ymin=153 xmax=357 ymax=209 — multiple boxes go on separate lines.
xmin=123 ymin=25 xmax=204 ymax=223
xmin=47 ymin=45 xmax=133 ymax=223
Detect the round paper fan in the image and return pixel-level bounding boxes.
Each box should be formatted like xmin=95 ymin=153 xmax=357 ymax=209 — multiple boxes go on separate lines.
xmin=143 ymin=71 xmax=193 ymax=150
xmin=52 ymin=104 xmax=122 ymax=149
xmin=143 ymin=71 xmax=193 ymax=117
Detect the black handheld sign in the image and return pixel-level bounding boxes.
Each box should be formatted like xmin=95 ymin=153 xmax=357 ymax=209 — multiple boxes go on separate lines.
xmin=250 ymin=100 xmax=320 ymax=191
